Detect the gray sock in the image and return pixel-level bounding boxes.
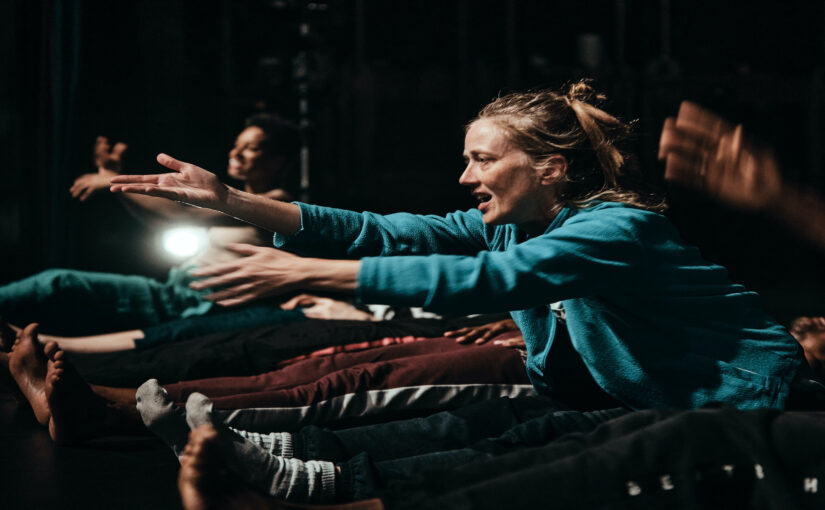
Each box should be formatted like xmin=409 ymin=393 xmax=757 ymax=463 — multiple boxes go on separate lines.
xmin=135 ymin=379 xmax=189 ymax=459
xmin=229 ymin=428 xmax=294 ymax=458
xmin=185 ymin=392 xmax=335 ymax=503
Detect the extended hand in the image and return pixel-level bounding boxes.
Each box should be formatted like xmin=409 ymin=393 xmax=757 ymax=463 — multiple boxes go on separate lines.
xmin=189 ymin=244 xmax=307 ymax=307
xmin=110 ymin=154 xmax=229 ymax=210
xmin=444 ymin=318 xmax=519 ymax=345
xmin=281 ymin=294 xmax=375 ymax=321
xmin=70 ymin=170 xmax=118 ymax=201
xmin=659 ymin=101 xmax=782 ymax=211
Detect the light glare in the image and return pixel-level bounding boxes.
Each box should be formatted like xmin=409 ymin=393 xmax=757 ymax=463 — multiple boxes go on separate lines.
xmin=162 ymin=227 xmax=208 ymax=258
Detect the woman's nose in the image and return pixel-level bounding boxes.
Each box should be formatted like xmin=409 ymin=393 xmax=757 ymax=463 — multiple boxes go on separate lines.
xmin=458 ymin=164 xmax=477 ymax=185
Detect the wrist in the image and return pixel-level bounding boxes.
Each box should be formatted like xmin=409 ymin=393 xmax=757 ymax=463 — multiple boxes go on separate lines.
xmin=222 ymin=185 xmax=246 ymax=215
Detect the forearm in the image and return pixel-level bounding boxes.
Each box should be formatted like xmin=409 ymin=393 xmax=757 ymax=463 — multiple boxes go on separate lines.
xmin=222 ymin=186 xmax=302 ymax=234
xmin=119 ymin=192 xmax=226 ymax=222
xmin=300 ymin=258 xmax=360 ymax=294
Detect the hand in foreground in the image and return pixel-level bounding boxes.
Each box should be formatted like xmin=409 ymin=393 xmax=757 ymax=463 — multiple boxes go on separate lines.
xmin=659 ymin=101 xmax=782 ymax=211
xmin=189 ymin=244 xmax=306 ymax=307
xmin=280 ymin=294 xmax=375 ymax=321
xmin=110 ymin=154 xmax=228 ymax=209
xmin=444 ymin=318 xmax=519 ymax=345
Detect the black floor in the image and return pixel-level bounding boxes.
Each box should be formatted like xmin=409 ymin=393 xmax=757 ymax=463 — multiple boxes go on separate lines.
xmin=1 ymin=387 xmax=182 ymax=509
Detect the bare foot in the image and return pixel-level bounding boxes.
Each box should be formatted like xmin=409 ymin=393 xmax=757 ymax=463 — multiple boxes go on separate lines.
xmin=8 ymin=324 xmax=50 ymax=424
xmin=44 ymin=342 xmax=112 ymax=444
xmin=178 ymin=426 xmax=383 ymax=510
xmin=178 ymin=424 xmax=267 ymax=510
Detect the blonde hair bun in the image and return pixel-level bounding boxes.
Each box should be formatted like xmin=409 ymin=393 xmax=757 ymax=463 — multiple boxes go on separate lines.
xmin=566 ymin=80 xmax=606 ymax=105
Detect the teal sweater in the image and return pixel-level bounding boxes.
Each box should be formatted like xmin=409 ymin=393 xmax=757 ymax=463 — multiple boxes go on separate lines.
xmin=274 ymin=202 xmax=804 ymax=410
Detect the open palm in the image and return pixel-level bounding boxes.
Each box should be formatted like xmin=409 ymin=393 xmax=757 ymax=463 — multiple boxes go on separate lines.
xmin=110 ymin=153 xmax=228 ymax=209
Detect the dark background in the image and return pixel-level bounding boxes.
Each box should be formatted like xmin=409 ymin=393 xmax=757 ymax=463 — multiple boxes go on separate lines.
xmin=2 ymin=0 xmax=825 ymax=323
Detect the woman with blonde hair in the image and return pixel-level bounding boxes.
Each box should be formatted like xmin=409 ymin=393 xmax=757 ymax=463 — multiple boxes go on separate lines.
xmin=110 ymin=81 xmax=804 ymax=414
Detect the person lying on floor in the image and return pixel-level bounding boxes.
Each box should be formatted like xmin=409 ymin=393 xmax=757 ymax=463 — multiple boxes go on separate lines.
xmin=2 ymin=293 xmax=374 ymax=354
xmin=110 ymin=81 xmax=809 ymax=411
xmin=0 ymin=113 xmax=302 ymax=345
xmin=6 ymin=320 xmax=533 ymax=443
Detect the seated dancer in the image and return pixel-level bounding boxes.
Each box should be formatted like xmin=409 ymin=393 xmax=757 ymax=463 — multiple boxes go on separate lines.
xmin=0 ymin=113 xmax=303 ymax=345
xmin=111 ymin=81 xmax=808 ymax=412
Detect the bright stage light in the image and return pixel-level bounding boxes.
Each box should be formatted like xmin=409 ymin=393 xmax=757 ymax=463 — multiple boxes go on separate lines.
xmin=161 ymin=226 xmax=208 ymax=259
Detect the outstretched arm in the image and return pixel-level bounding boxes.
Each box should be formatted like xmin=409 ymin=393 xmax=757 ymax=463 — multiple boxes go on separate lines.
xmin=74 ymin=138 xmax=234 ymax=224
xmin=111 ymin=154 xmax=302 ymax=232
xmin=659 ymin=101 xmax=825 ymax=252
xmin=188 ymin=244 xmax=358 ymax=307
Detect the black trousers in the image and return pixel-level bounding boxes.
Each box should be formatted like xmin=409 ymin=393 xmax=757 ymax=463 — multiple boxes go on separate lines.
xmin=377 ymin=407 xmax=825 ymax=509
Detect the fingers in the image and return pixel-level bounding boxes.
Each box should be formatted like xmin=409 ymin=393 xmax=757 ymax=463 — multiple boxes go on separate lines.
xmin=202 ymin=282 xmax=258 ymax=303
xmin=189 ymin=270 xmax=244 ymax=290
xmin=189 ymin=259 xmax=242 ymax=279
xmin=472 ymin=329 xmax=498 ymax=345
xmin=675 ymin=101 xmax=734 ymax=137
xmin=108 ymin=184 xmax=183 ymax=201
xmin=493 ymin=335 xmax=526 ymax=348
xmin=225 ymin=243 xmax=263 ymax=256
xmin=110 ymin=174 xmax=161 ymax=184
xmin=214 ymin=293 xmax=260 ymax=308
xmin=69 ymin=181 xmax=84 ymax=198
xmin=663 ymin=153 xmax=707 ymax=189
xmin=156 ymin=153 xmax=187 ymax=172
xmin=443 ymin=326 xmax=470 ymax=338
xmin=281 ymin=294 xmax=320 ymax=310
xmin=112 ymin=142 xmax=128 ymax=158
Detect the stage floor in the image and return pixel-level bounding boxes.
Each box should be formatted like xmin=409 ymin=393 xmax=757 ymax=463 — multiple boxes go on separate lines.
xmin=1 ymin=386 xmax=182 ymax=509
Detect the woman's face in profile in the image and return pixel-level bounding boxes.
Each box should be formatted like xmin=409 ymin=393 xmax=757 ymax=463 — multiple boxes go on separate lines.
xmin=459 ymin=119 xmax=545 ymax=227
xmin=227 ymin=126 xmax=277 ymax=181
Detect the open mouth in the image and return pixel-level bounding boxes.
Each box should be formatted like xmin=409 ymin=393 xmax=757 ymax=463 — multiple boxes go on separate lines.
xmin=475 ymin=193 xmax=492 ymax=203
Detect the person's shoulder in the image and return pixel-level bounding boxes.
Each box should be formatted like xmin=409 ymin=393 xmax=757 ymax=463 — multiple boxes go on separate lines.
xmin=570 ymin=202 xmax=666 ymax=225
xmin=561 ymin=202 xmax=671 ymax=240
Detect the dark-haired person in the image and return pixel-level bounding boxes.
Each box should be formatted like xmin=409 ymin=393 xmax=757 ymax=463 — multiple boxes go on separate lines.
xmin=0 ymin=114 xmax=302 ymax=347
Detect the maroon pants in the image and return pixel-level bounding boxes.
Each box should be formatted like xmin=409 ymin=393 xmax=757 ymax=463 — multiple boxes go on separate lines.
xmin=161 ymin=337 xmax=534 ymax=431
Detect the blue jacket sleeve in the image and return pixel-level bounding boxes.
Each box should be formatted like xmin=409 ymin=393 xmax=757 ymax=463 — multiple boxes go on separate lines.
xmin=273 ymin=203 xmax=493 ymax=259
xmin=356 ymin=208 xmax=649 ymax=313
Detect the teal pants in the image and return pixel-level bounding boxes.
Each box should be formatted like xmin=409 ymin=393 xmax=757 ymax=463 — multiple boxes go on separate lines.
xmin=0 ymin=268 xmax=212 ymax=336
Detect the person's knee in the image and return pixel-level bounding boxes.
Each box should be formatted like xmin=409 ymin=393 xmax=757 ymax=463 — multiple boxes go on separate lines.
xmin=36 ymin=269 xmax=83 ymax=292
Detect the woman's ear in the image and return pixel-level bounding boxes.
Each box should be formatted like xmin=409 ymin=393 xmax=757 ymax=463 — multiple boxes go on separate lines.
xmin=539 ymin=154 xmax=568 ymax=185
